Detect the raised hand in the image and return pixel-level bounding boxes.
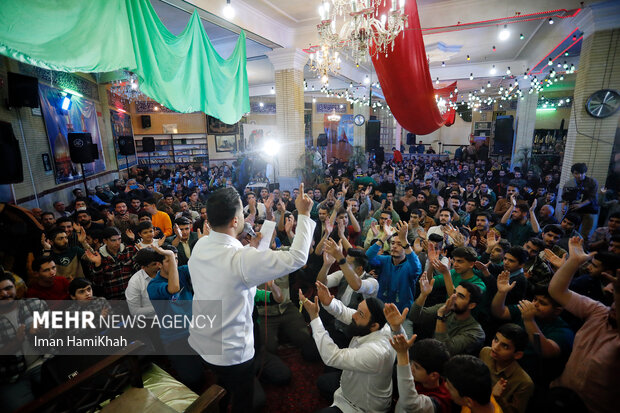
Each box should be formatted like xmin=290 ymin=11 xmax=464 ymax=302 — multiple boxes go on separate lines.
xmin=517 ymin=299 xmax=536 ymax=321
xmin=370 ymin=221 xmax=379 ymax=237
xmin=298 ymin=289 xmax=320 ymax=320
xmin=199 ymin=220 xmax=211 ymax=238
xmin=41 ymin=234 xmax=52 ymax=250
xmin=295 ymin=183 xmax=313 ymax=216
xmin=156 ymin=237 xmax=166 ymax=246
xmin=431 ymin=258 xmax=450 ymax=275
xmin=264 ymin=194 xmax=274 ymax=210
xmin=474 ymin=260 xmax=491 ymax=276
xmin=105 ymin=210 xmax=115 ymax=222
xmin=276 ymin=199 xmax=286 ymax=212
xmin=248 ymin=197 xmax=257 ymax=215
xmin=125 ymin=228 xmax=135 ymax=241
xmin=416 ymin=227 xmax=427 ymax=240
xmin=383 ymin=303 xmax=409 ymax=331
xmin=324 ymin=238 xmax=344 ymax=261
xmin=567 ymin=236 xmax=595 ymax=264
xmin=497 ymin=270 xmax=516 ymax=293
xmin=325 ymin=219 xmax=334 ymax=236
xmin=383 ymin=220 xmax=394 ymax=238
xmin=510 ymin=194 xmax=517 ymax=207
xmin=337 ymin=219 xmax=346 ymax=237
xmin=413 ymin=238 xmax=425 ymax=254
xmin=418 ymin=272 xmax=435 ymax=296
xmin=486 ymin=230 xmax=500 ymax=250
xmin=285 ymin=216 xmax=295 ymax=234
xmin=84 ymin=250 xmax=102 ymax=267
xmin=543 ymin=249 xmax=567 ymax=269
xmin=315 ymin=280 xmax=334 ymax=306
xmin=174 ymin=224 xmax=182 ymax=239
xmin=529 ymin=198 xmax=537 ymax=212
xmin=322 ymin=250 xmax=336 ymax=266
xmin=438 ymin=293 xmax=456 ymax=316
xmin=492 ymin=378 xmax=508 ymax=397
xmin=389 ymin=334 xmax=418 ymax=354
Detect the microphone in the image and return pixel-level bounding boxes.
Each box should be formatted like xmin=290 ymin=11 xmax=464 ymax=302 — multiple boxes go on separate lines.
xmin=243 ymin=222 xmax=256 ymax=238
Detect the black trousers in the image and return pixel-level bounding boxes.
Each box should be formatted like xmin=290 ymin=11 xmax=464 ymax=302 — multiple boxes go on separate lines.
xmin=203 ymin=357 xmax=255 ymax=413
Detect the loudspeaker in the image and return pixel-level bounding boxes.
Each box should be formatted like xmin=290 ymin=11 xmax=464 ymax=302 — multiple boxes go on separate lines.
xmin=117 ymin=135 xmax=135 ymax=156
xmin=142 ymin=137 xmax=155 ymax=153
xmin=68 ymin=133 xmax=94 ymax=164
xmin=365 ymin=120 xmax=381 ymax=151
xmin=141 ymin=115 xmax=151 ymax=128
xmin=317 ymin=133 xmax=328 ymax=147
xmin=406 ymin=133 xmax=416 ymax=145
xmin=493 ymin=115 xmax=514 ymax=155
xmin=91 ymin=144 xmax=99 ymax=160
xmin=0 ymin=121 xmax=24 ymax=184
xmin=8 ymin=72 xmax=40 ymax=108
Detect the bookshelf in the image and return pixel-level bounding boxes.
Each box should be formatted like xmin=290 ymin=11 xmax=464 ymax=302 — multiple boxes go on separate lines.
xmin=134 ymin=134 xmax=208 ymax=166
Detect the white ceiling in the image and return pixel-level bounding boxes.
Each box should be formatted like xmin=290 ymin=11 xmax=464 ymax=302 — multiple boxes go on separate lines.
xmin=150 ymin=0 xmax=588 ymax=96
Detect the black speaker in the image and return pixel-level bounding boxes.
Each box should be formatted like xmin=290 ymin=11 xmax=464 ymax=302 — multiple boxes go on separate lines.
xmin=91 ymin=144 xmax=99 ymax=160
xmin=0 ymin=121 xmax=24 ymax=184
xmin=141 ymin=115 xmax=151 ymax=128
xmin=118 ymin=135 xmax=135 ymax=156
xmin=142 ymin=137 xmax=155 ymax=153
xmin=365 ymin=120 xmax=381 ymax=152
xmin=8 ymin=72 xmax=40 ymax=108
xmin=68 ymin=132 xmax=94 ymax=164
xmin=493 ymin=115 xmax=514 ymax=155
xmin=406 ymin=133 xmax=416 ymax=145
xmin=317 ymin=133 xmax=328 ymax=147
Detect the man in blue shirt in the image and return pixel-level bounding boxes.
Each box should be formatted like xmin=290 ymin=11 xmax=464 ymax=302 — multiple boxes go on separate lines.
xmin=366 ymin=221 xmax=422 ymax=336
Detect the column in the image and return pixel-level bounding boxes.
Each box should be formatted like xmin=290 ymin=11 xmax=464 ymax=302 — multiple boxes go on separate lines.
xmin=558 ymin=1 xmax=620 ymax=218
xmin=353 ymin=103 xmax=369 ymax=149
xmin=511 ymin=92 xmax=538 ymax=170
xmin=266 ymin=48 xmax=308 ymax=189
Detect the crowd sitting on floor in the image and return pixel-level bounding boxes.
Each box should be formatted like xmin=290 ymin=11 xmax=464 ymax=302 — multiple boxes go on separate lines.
xmin=1 ymin=150 xmax=619 ymax=413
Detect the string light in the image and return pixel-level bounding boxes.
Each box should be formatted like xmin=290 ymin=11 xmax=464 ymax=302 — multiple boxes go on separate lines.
xmin=499 ymin=25 xmax=510 ymax=41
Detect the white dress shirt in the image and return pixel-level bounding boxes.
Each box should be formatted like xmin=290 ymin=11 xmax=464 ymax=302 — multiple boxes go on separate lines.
xmin=243 ymin=202 xmax=267 ymax=220
xmin=325 ymin=271 xmax=378 ymax=307
xmin=188 ymin=214 xmax=315 ymax=366
xmin=311 ymin=298 xmax=396 ymax=413
xmin=427 ymin=225 xmax=456 ymax=245
xmin=125 ymin=269 xmax=156 ymax=317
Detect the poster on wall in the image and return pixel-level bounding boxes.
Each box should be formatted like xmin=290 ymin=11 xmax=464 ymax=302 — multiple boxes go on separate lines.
xmin=39 ymin=83 xmax=105 ymax=184
xmin=323 ymin=114 xmax=353 ymax=161
xmin=241 ymin=124 xmax=278 ymax=152
xmin=110 ymin=109 xmax=136 ymax=169
xmin=207 ymin=115 xmax=238 ymax=135
xmin=337 ymin=114 xmax=354 ymax=146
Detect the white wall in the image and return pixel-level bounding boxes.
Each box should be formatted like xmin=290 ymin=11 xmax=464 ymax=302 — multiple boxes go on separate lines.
xmin=409 ymin=115 xmax=472 ymax=154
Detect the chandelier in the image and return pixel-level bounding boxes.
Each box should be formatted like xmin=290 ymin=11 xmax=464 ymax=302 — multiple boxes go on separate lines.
xmin=313 ymin=0 xmax=408 ymax=77
xmin=327 ymin=109 xmax=342 ymax=122
xmin=308 ymin=45 xmax=342 ymax=84
xmin=109 ymin=72 xmax=145 ymax=101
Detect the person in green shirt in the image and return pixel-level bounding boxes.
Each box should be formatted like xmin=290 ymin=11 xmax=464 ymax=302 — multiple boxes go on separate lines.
xmin=430 ymin=246 xmax=487 ymax=298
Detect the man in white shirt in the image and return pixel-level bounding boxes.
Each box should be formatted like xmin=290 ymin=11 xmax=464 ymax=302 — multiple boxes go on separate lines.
xmin=427 ymin=208 xmax=456 ymax=246
xmin=188 ymin=185 xmax=315 ymax=413
xmin=301 ymin=282 xmax=396 ymax=413
xmin=125 ymin=248 xmax=162 ymax=317
xmin=243 ymin=192 xmax=266 ymax=220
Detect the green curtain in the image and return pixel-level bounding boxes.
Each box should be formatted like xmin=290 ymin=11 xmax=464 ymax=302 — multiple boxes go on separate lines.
xmin=0 ymin=0 xmax=250 ymax=124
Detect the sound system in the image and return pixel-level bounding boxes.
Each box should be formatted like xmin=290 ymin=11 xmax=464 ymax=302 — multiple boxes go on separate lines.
xmin=117 ymin=135 xmax=135 ymax=156
xmin=0 ymin=121 xmax=24 ymax=184
xmin=406 ymin=132 xmax=416 ymax=145
xmin=365 ymin=120 xmax=381 ymax=152
xmin=141 ymin=115 xmax=151 ymax=128
xmin=493 ymin=115 xmax=514 ymax=155
xmin=68 ymin=133 xmax=94 ymax=164
xmin=91 ymin=144 xmax=99 ymax=160
xmin=8 ymin=72 xmax=40 ymax=108
xmin=142 ymin=137 xmax=155 ymax=153
xmin=317 ymin=133 xmax=328 ymax=147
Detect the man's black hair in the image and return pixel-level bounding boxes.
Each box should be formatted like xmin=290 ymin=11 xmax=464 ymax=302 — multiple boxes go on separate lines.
xmin=594 ymin=251 xmax=620 ymax=271
xmin=0 ymin=270 xmax=15 ymax=286
xmin=207 ymin=187 xmax=241 ymax=228
xmin=570 ymin=163 xmax=587 ymax=174
xmin=439 ymin=207 xmax=452 ymax=215
xmin=47 ymin=227 xmax=67 ymax=242
xmin=476 ymin=211 xmax=492 ymax=222
xmin=506 ymin=246 xmax=529 ymax=265
xmin=364 ymin=297 xmax=387 ymax=330
xmin=134 ymin=248 xmax=165 ymax=267
xmin=69 ymin=278 xmax=92 ymax=297
xmin=532 ymin=284 xmax=560 ymax=307
xmin=564 ymin=213 xmax=582 ymax=226
xmin=459 ymin=281 xmax=482 ymax=305
xmin=138 ymin=210 xmax=151 ymax=219
xmin=32 ymin=255 xmax=55 ymax=272
xmin=347 ymin=248 xmax=368 ymax=271
xmin=160 ymin=244 xmax=178 ymax=254
xmin=142 ymin=196 xmax=156 ymax=205
xmin=444 ymin=355 xmax=492 ymax=405
xmin=609 ymin=211 xmax=620 ymax=220
xmin=527 ymin=237 xmax=545 ymax=251
xmin=543 ymin=224 xmax=564 ymax=237
xmin=409 ymin=208 xmax=422 ymax=217
xmin=175 ymin=217 xmax=192 ymax=226
xmin=102 ymin=227 xmax=122 ymax=240
xmin=136 ymin=221 xmax=153 ymax=234
xmin=409 ymin=338 xmax=450 ymax=376
xmin=496 ymin=323 xmax=528 ymax=352
xmin=111 ymin=198 xmax=127 ymax=208
xmin=56 ymin=216 xmax=73 ymax=226
xmin=452 ymin=246 xmax=478 ymax=263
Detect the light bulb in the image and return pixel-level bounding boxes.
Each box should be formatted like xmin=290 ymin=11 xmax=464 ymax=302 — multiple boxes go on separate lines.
xmin=490 ymin=65 xmax=497 ymax=75
xmin=223 ymin=1 xmax=235 ymax=19
xmin=548 ymin=17 xmax=554 ymax=24
xmin=506 ymin=67 xmax=511 ymax=75
xmin=499 ymin=25 xmax=510 ymax=41
xmin=520 ymin=33 xmax=525 ymax=40
xmin=442 ymin=61 xmax=445 ymax=67
xmin=469 ymin=73 xmax=474 ymax=80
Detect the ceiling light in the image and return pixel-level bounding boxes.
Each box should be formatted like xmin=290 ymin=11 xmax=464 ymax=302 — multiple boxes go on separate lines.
xmin=436 ymin=77 xmax=440 ymax=84
xmin=467 ymin=55 xmax=470 ymax=61
xmin=490 ymin=65 xmax=496 ymax=75
xmin=548 ymin=58 xmax=553 ymax=66
xmin=312 ymin=97 xmax=316 ymax=103
xmin=270 ymin=86 xmax=275 ymax=94
xmin=223 ymin=0 xmax=235 ymax=19
xmin=520 ymin=33 xmax=525 ymax=40
xmin=442 ymin=61 xmax=445 ymax=67
xmin=548 ymin=17 xmax=554 ymax=24
xmin=349 ymin=82 xmax=353 ymax=88
xmin=506 ymin=66 xmax=511 ymax=75
xmin=363 ymin=75 xmax=370 ymax=85
xmin=499 ymin=25 xmax=510 ymax=41
xmin=492 ymin=45 xmax=496 ymax=52
xmin=573 ymin=34 xmax=577 ymax=41
xmin=487 ymin=81 xmax=491 ymax=88
xmin=469 ymin=73 xmax=474 ymax=80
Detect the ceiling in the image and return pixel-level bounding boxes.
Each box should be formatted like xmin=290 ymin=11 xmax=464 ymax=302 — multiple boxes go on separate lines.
xmin=148 ymin=0 xmax=589 ymax=98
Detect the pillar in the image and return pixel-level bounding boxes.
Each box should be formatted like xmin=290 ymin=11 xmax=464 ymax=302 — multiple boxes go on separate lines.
xmin=353 ymin=103 xmax=370 ymax=149
xmin=266 ymin=48 xmax=308 ymax=189
xmin=558 ymin=1 xmax=620 ymax=219
xmin=511 ymin=92 xmax=538 ymax=170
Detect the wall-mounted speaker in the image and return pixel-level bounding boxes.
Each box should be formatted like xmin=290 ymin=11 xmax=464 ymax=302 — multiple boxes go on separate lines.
xmin=406 ymin=133 xmax=416 ymax=145
xmin=8 ymin=72 xmax=40 ymax=108
xmin=365 ymin=120 xmax=381 ymax=152
xmin=91 ymin=144 xmax=100 ymax=160
xmin=142 ymin=137 xmax=155 ymax=153
xmin=141 ymin=115 xmax=151 ymax=128
xmin=0 ymin=121 xmax=24 ymax=184
xmin=493 ymin=115 xmax=514 ymax=155
xmin=317 ymin=133 xmax=328 ymax=147
xmin=118 ymin=135 xmax=135 ymax=156
xmin=68 ymin=133 xmax=94 ymax=164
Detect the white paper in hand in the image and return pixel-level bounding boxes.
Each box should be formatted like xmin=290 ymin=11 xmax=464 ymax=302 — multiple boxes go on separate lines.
xmin=257 ymin=220 xmax=276 ymax=251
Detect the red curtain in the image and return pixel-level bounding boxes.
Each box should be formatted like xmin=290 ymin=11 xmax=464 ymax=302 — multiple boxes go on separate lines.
xmin=435 ymin=82 xmax=458 ymax=127
xmin=370 ymin=0 xmax=456 ymax=134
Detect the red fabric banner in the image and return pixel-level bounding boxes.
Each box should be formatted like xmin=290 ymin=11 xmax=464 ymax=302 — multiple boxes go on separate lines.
xmin=370 ymin=0 xmax=456 ymax=134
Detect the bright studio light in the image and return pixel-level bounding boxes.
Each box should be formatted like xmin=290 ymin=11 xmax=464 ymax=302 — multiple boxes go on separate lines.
xmin=363 ymin=75 xmax=370 ymax=85
xmin=262 ymin=139 xmax=280 ymax=157
xmin=499 ymin=25 xmax=510 ymax=41
xmin=61 ymin=94 xmax=72 ymax=111
xmin=223 ymin=0 xmax=235 ymax=19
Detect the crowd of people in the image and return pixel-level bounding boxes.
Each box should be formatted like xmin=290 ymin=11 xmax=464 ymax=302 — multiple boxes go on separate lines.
xmin=1 ymin=150 xmax=619 ymax=413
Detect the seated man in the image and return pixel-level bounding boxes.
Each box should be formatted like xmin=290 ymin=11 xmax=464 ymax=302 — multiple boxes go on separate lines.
xmin=480 ymin=323 xmax=534 ymax=413
xmin=166 ymin=217 xmax=199 ymax=266
xmin=409 ymin=275 xmax=485 ymax=356
xmin=444 ymin=355 xmax=503 ymax=412
xmin=125 ymin=248 xmax=163 ymax=317
xmin=549 ymin=237 xmax=620 ymax=413
xmin=492 ymin=274 xmax=574 ymax=386
xmin=301 ymin=283 xmax=395 ymax=413
xmin=26 ymin=256 xmax=70 ymax=304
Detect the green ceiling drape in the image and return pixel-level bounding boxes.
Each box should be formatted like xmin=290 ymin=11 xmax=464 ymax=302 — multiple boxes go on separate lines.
xmin=0 ymin=0 xmax=250 ymax=124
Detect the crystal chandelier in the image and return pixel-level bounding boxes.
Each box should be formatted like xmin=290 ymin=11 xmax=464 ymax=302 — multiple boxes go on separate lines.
xmin=314 ymin=0 xmax=408 ymax=75
xmin=308 ymin=45 xmax=342 ymax=84
xmin=327 ymin=109 xmax=342 ymax=122
xmin=109 ymin=72 xmax=145 ymax=101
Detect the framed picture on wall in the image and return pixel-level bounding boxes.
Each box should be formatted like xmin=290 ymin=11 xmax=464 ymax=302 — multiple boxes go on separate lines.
xmin=215 ymin=135 xmax=237 ymax=152
xmin=207 ymin=115 xmax=238 ymax=135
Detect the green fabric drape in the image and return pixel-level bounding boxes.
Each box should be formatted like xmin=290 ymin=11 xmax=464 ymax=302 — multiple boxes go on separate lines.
xmin=0 ymin=0 xmax=250 ymax=124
